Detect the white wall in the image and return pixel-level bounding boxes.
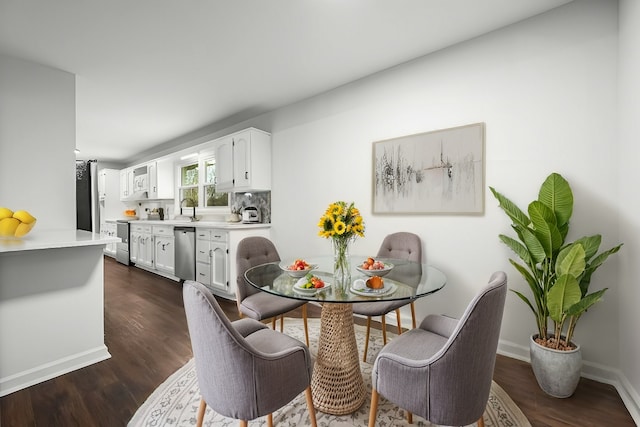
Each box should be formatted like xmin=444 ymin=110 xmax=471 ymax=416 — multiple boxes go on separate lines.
xmin=618 ymin=0 xmax=640 ymax=416
xmin=248 ymin=0 xmax=621 ymax=371
xmin=0 ymin=54 xmax=76 ymax=230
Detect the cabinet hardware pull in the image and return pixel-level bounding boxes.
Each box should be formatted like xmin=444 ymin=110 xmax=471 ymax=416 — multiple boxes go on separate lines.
xmin=245 ymin=171 xmax=248 ymax=179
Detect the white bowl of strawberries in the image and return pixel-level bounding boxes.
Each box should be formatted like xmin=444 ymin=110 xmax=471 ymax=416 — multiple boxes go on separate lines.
xmin=356 ymin=257 xmax=394 ymax=277
xmin=280 ymin=258 xmax=318 ymax=278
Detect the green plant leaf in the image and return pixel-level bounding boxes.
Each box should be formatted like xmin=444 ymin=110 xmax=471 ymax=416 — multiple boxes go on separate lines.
xmin=538 ymin=172 xmax=573 ymax=227
xmin=556 ymin=243 xmax=586 ymax=278
xmin=529 ymin=201 xmax=563 ymax=257
xmin=565 ymin=288 xmax=607 ymax=317
xmin=573 ymin=235 xmax=602 ymax=261
xmin=547 ymin=274 xmax=581 ymax=322
xmin=579 ymin=243 xmax=623 ymax=296
xmin=519 ymin=226 xmax=547 ymax=263
xmin=499 ymin=234 xmax=532 ymax=265
xmin=490 ymin=187 xmax=531 ymax=229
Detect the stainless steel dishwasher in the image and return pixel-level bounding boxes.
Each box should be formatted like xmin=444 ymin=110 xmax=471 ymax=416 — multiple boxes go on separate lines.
xmin=174 ymin=226 xmax=196 ymax=281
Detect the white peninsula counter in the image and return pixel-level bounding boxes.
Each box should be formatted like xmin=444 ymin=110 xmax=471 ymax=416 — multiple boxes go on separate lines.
xmin=0 ymin=229 xmax=119 ymax=396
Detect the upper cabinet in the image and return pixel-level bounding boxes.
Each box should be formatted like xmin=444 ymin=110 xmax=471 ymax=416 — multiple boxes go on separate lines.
xmin=148 ymin=159 xmax=174 ymax=199
xmin=120 ymin=159 xmax=175 ymax=201
xmin=214 ymin=128 xmax=271 ymax=192
xmin=119 ymin=169 xmax=134 ymax=200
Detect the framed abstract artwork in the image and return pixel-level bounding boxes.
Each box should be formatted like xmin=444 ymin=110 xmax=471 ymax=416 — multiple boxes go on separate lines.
xmin=372 ymin=123 xmax=485 ymax=215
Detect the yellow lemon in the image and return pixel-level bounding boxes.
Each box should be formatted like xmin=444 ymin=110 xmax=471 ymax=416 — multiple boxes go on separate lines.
xmin=15 ymin=220 xmax=36 ymax=237
xmin=0 ymin=217 xmax=20 ymax=237
xmin=13 ymin=210 xmax=36 ymax=224
xmin=0 ymin=207 xmax=13 ymax=220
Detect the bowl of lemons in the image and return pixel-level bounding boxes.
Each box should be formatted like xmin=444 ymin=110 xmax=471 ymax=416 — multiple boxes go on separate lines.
xmin=0 ymin=207 xmax=37 ymax=238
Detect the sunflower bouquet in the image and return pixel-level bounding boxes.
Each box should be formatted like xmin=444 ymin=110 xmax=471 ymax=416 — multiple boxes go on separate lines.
xmin=318 ymin=201 xmax=365 ymax=287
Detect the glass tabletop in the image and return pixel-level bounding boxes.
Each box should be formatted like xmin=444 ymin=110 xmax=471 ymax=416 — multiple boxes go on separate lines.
xmin=244 ymin=256 xmax=447 ymax=303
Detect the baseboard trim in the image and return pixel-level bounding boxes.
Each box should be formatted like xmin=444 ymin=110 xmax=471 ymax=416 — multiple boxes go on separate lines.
xmin=0 ymin=346 xmax=111 ymax=397
xmin=498 ymin=338 xmax=640 ymax=425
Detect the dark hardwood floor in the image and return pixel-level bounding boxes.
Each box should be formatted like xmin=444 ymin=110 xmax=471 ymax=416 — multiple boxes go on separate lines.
xmin=1 ymin=257 xmax=635 ymax=426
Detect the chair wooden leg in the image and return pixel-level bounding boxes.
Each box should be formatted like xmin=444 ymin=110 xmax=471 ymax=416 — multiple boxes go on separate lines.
xmin=196 ymin=398 xmax=206 ymax=427
xmin=302 ymin=304 xmax=309 ymax=347
xmin=305 ymin=386 xmax=318 ymax=427
xmin=368 ymin=388 xmax=379 ymax=427
xmin=410 ymin=302 xmax=416 ymax=329
xmin=280 ymin=315 xmax=284 ymax=332
xmin=363 ymin=316 xmax=372 ymax=362
xmin=239 ymin=421 xmax=248 ymax=427
xmin=271 ymin=317 xmax=276 ymax=329
xmin=395 ymin=309 xmax=403 ymax=335
xmin=407 ymin=411 xmax=413 ymax=424
xmin=267 ymin=413 xmax=273 ymax=427
xmin=478 ymin=415 xmax=485 ymax=427
xmin=381 ymin=315 xmax=388 ymax=344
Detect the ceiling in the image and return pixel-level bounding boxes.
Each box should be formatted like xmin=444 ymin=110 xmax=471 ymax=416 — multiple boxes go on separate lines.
xmin=0 ymin=0 xmax=572 ymax=163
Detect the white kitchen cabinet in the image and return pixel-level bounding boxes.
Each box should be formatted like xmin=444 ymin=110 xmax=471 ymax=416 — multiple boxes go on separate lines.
xmin=119 ymin=168 xmax=134 ymax=200
xmin=130 ymin=224 xmax=154 ymax=268
xmin=101 ymin=221 xmax=117 ymax=257
xmin=210 ymin=230 xmax=229 ymax=291
xmin=148 ymin=159 xmax=175 ymax=200
xmin=195 ymin=229 xmax=212 ymax=286
xmin=153 ymin=225 xmax=174 ymax=275
xmin=195 ymin=229 xmax=229 ymax=294
xmin=214 ymin=128 xmax=271 ymax=192
xmin=98 ymin=170 xmax=107 ymax=201
xmin=195 ymin=226 xmax=270 ymax=300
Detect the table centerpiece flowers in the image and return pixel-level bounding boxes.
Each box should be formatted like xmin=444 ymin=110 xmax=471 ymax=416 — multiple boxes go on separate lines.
xmin=318 ymin=201 xmax=365 ymax=290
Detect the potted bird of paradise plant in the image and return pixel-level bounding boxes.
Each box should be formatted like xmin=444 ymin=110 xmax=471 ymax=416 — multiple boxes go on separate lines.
xmin=490 ymin=172 xmax=622 ymax=397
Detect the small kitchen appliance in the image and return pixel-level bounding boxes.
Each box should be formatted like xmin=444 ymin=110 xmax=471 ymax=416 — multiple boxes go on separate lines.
xmin=242 ymin=206 xmax=260 ymax=223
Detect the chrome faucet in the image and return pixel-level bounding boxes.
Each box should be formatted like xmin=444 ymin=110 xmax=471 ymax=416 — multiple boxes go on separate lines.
xmin=180 ymin=198 xmax=197 ymax=221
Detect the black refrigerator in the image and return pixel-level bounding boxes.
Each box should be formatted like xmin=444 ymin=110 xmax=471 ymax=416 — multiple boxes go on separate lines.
xmin=76 ymin=160 xmax=99 ymax=232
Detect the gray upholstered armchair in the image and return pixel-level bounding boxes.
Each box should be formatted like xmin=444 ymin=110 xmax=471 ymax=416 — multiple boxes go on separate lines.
xmin=236 ymin=236 xmax=309 ymax=346
xmin=368 ymin=271 xmax=507 ymax=427
xmin=183 ymin=280 xmax=317 ymax=427
xmin=353 ymin=231 xmax=422 ymax=362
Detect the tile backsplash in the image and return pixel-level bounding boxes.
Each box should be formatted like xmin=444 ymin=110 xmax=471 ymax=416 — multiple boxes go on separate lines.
xmin=131 ymin=191 xmax=271 ymax=223
xmin=231 ymin=191 xmax=271 ymax=223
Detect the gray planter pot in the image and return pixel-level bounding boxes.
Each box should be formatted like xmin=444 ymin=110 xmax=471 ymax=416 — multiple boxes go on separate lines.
xmin=529 ymin=334 xmax=582 ymax=398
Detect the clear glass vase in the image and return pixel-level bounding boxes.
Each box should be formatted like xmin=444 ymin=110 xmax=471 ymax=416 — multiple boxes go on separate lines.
xmin=332 ymin=238 xmax=351 ymax=291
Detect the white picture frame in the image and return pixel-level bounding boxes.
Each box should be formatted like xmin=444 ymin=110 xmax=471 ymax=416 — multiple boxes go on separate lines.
xmin=372 ymin=123 xmax=485 ymax=215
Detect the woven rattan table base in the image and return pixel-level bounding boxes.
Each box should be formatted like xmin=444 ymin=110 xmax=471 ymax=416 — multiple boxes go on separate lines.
xmin=311 ymin=303 xmax=366 ymax=415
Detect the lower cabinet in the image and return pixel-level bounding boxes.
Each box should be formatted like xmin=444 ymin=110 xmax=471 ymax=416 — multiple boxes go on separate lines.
xmin=153 ymin=226 xmax=175 ymax=275
xmin=196 ymin=227 xmax=270 ymax=300
xmin=130 ymin=224 xmax=154 ymax=269
xmin=101 ymin=222 xmax=117 ymax=257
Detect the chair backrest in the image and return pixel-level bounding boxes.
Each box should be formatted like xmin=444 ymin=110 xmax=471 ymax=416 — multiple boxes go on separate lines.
xmin=235 ymin=236 xmax=281 ymax=302
xmin=182 ymin=280 xmax=263 ymax=419
xmin=376 ymin=232 xmax=422 ymax=262
xmin=428 ymin=271 xmax=507 ymax=426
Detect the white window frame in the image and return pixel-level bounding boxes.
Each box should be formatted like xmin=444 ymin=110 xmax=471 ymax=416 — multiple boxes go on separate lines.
xmin=175 ymin=152 xmax=229 ymax=216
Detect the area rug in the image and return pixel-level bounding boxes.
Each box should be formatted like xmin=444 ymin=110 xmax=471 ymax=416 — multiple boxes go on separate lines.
xmin=129 ymin=318 xmax=531 ymax=427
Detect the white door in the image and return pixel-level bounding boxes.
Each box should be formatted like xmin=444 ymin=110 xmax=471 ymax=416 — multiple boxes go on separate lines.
xmin=210 ymin=241 xmax=228 ymax=291
xmin=155 ymin=236 xmax=175 ymax=274
xmin=214 ymin=136 xmax=234 ymax=190
xmin=232 ymin=131 xmax=250 ymax=189
xmin=129 ymin=232 xmax=140 ymax=263
xmin=141 ymin=234 xmax=155 ymax=268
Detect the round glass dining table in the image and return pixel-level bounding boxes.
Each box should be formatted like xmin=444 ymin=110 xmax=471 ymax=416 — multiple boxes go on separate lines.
xmin=244 ymin=256 xmax=447 ymax=415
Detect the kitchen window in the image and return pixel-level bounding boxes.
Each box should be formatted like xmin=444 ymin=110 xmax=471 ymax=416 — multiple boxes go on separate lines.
xmin=177 ymin=155 xmax=228 ymax=212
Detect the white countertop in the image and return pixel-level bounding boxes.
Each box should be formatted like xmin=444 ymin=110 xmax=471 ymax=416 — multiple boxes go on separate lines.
xmin=0 ymin=229 xmax=120 ymax=254
xmin=127 ymin=219 xmax=271 ymax=230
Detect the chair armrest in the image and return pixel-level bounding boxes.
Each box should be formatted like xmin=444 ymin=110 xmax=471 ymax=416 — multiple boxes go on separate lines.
xmin=232 ymin=318 xmax=268 ymax=338
xmin=419 ymin=314 xmax=459 ymax=338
